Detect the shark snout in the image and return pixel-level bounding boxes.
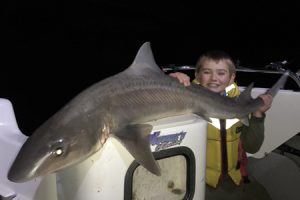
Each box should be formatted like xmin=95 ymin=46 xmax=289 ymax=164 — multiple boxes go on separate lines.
xmin=8 ymin=165 xmax=35 ymax=183
xmin=8 ymin=149 xmax=53 ymax=183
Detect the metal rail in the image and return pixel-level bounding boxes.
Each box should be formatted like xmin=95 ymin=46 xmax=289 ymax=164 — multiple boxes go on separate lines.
xmin=162 ymin=65 xmax=300 ymax=88
xmin=163 ymin=65 xmax=300 ymax=158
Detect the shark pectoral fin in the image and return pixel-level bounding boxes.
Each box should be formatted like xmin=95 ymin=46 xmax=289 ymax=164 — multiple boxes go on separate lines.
xmin=240 ymin=117 xmax=249 ymax=126
xmin=114 ymin=124 xmax=161 ymax=176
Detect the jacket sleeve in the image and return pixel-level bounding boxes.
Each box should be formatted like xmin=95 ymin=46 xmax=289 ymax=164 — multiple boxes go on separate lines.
xmin=240 ymin=114 xmax=266 ymax=154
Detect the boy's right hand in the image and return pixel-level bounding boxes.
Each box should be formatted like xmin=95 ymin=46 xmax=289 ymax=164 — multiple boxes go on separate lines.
xmin=169 ymin=72 xmax=191 ymax=86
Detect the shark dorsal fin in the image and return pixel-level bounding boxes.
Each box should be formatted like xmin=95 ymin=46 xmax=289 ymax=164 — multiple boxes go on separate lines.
xmin=125 ymin=42 xmax=164 ymax=76
xmin=236 ymin=82 xmax=254 ymax=104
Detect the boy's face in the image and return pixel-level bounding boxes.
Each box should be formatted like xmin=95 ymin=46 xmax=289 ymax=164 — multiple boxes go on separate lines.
xmin=196 ymin=60 xmax=235 ymax=94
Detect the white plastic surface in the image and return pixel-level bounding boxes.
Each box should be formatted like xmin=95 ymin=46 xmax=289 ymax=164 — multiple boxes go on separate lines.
xmin=0 ymin=98 xmax=57 ymax=200
xmin=1 ymin=97 xmax=207 ymax=200
xmin=2 ymin=86 xmax=299 ymax=199
xmin=241 ymin=88 xmax=300 ymax=158
xmin=56 ymin=114 xmax=207 ymax=200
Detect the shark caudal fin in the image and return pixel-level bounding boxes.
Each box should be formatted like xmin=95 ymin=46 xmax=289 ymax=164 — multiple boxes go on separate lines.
xmin=237 ymin=71 xmax=289 ymax=126
xmin=114 ymin=124 xmax=161 ymax=176
xmin=265 ymin=71 xmax=289 ymax=97
xmin=237 ymin=71 xmax=288 ymax=103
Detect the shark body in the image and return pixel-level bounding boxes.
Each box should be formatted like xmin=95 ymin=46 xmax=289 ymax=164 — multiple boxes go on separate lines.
xmin=8 ymin=42 xmax=288 ymax=182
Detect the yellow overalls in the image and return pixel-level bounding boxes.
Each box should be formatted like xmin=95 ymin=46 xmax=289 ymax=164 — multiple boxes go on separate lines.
xmin=205 ymin=83 xmax=244 ymax=188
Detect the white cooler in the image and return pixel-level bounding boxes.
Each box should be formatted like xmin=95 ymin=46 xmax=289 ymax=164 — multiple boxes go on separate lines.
xmin=0 ymin=97 xmax=207 ymax=200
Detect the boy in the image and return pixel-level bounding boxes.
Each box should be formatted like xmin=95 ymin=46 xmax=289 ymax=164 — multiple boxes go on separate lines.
xmin=170 ymin=50 xmax=272 ymax=200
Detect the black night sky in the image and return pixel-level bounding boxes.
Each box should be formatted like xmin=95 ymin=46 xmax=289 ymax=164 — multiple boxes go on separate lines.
xmin=2 ymin=1 xmax=300 ymax=135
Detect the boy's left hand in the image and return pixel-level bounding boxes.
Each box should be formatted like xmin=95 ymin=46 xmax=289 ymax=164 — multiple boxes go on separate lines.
xmin=252 ymin=94 xmax=273 ymax=118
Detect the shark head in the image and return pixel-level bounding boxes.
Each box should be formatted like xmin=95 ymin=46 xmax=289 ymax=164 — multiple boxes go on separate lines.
xmin=7 ymin=42 xmax=162 ymax=183
xmin=8 ymin=107 xmax=103 ymax=183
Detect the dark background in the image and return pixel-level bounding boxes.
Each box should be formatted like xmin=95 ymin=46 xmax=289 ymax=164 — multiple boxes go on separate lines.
xmin=2 ymin=1 xmax=300 ymax=135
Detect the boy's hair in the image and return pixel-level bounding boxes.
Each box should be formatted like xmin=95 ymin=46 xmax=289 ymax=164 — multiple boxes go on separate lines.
xmin=195 ymin=50 xmax=236 ymax=76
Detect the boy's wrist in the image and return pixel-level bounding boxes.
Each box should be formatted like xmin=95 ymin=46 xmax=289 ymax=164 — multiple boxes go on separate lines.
xmin=252 ymin=111 xmax=265 ymax=119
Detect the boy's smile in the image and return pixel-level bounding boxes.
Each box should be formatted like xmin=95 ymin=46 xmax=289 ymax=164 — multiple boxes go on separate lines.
xmin=196 ymin=60 xmax=235 ymax=94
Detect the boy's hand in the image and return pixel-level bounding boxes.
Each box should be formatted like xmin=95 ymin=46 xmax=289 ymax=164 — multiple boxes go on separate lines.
xmin=169 ymin=72 xmax=191 ymax=86
xmin=252 ymin=94 xmax=273 ymax=118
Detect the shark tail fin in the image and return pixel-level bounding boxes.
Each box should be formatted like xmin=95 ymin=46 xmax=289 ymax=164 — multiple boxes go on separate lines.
xmin=265 ymin=71 xmax=289 ymax=97
xmin=236 ymin=70 xmax=288 ymax=103
xmin=237 ymin=71 xmax=289 ymax=126
xmin=114 ymin=124 xmax=161 ymax=176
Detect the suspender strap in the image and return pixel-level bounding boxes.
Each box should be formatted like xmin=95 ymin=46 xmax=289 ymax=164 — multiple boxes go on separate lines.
xmin=220 ymin=119 xmax=228 ymax=175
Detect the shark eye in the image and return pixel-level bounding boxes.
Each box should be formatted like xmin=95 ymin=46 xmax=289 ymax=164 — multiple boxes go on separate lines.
xmin=49 ymin=139 xmax=67 ymax=157
xmin=54 ymin=147 xmax=64 ymax=156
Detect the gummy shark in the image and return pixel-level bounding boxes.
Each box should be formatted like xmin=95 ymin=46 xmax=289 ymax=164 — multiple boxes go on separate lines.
xmin=8 ymin=42 xmax=288 ymax=182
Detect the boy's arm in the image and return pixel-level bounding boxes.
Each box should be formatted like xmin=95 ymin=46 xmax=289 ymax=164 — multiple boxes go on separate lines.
xmin=240 ymin=94 xmax=272 ymax=154
xmin=240 ymin=114 xmax=266 ymax=154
